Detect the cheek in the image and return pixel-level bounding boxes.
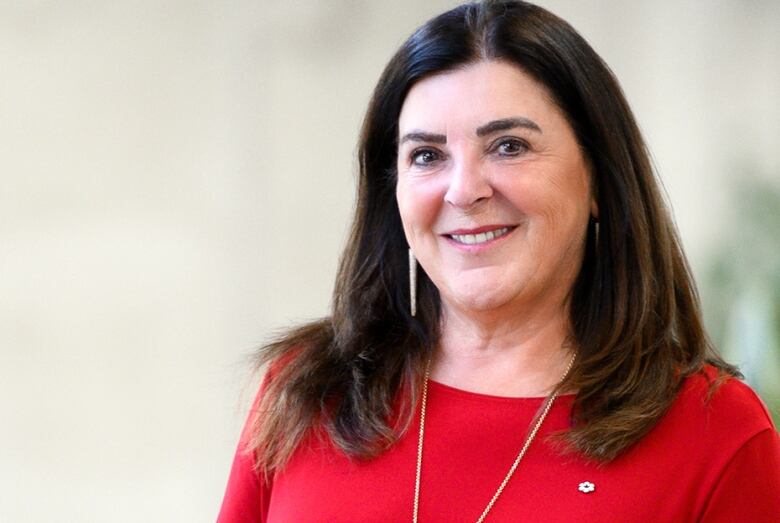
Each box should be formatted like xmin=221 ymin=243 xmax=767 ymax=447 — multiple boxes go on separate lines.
xmin=493 ymin=176 xmax=538 ymax=218
xmin=516 ymin=168 xmax=592 ymax=225
xmin=396 ymin=178 xmax=446 ymax=237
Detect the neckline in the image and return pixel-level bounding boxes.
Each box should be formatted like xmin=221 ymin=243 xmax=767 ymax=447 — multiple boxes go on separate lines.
xmin=427 ymin=378 xmax=577 ymax=404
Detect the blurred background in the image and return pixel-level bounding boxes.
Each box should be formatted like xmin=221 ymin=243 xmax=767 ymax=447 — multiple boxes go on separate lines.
xmin=1 ymin=0 xmax=778 ymax=521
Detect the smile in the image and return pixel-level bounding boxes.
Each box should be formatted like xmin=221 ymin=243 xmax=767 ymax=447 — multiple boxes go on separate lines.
xmin=448 ymin=226 xmax=512 ymax=245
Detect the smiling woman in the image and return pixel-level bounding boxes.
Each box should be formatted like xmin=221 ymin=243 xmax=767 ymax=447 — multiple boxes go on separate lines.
xmin=396 ymin=61 xmax=595 ymax=333
xmin=218 ymin=1 xmax=780 ymax=522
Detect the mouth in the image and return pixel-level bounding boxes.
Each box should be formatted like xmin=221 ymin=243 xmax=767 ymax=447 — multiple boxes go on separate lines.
xmin=445 ymin=226 xmax=515 ymax=246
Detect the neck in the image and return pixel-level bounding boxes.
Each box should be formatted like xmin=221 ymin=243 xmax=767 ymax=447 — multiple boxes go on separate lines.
xmin=430 ymin=298 xmax=575 ymax=397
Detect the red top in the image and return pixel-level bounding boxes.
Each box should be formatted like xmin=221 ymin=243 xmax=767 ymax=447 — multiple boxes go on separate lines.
xmin=218 ymin=368 xmax=780 ymax=522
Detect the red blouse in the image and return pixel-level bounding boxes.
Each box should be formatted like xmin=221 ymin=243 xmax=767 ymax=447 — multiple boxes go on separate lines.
xmin=218 ymin=367 xmax=780 ymax=522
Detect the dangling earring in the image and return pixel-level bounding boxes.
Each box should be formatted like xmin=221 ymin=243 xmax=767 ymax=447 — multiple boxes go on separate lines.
xmin=408 ymin=248 xmax=417 ymax=317
xmin=594 ymin=219 xmax=600 ymax=249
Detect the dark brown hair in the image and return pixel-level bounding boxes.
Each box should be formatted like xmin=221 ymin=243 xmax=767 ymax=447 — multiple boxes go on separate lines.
xmin=248 ymin=0 xmax=738 ymax=475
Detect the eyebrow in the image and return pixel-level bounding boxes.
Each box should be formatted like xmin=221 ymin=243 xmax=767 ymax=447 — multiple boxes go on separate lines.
xmin=476 ymin=117 xmax=542 ymax=136
xmin=398 ymin=131 xmax=447 ymax=145
xmin=399 ymin=117 xmax=542 ymax=146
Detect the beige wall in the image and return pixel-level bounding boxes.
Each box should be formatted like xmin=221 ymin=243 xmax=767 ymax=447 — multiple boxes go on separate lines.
xmin=1 ymin=1 xmax=778 ymax=521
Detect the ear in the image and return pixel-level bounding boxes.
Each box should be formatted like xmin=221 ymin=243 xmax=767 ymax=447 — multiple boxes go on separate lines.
xmin=590 ymin=198 xmax=599 ymax=220
xmin=584 ymin=156 xmax=599 ymax=220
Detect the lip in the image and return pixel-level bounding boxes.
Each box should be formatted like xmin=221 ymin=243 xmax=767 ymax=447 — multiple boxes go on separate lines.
xmin=441 ymin=224 xmax=517 ymax=250
xmin=443 ymin=224 xmax=517 ymax=235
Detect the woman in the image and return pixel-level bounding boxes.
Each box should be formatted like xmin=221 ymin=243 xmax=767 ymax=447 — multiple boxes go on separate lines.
xmin=219 ymin=1 xmax=780 ymax=521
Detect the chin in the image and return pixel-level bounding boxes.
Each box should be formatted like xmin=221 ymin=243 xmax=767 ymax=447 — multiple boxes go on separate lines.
xmin=446 ymin=288 xmax=518 ymax=314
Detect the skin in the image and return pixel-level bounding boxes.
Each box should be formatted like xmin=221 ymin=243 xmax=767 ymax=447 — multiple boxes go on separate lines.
xmin=395 ymin=60 xmax=597 ymax=397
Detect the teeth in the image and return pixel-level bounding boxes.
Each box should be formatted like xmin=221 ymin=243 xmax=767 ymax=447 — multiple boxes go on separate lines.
xmin=450 ymin=227 xmax=510 ymax=245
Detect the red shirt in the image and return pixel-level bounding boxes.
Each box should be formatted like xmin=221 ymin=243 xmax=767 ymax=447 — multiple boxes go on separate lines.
xmin=218 ymin=368 xmax=780 ymax=522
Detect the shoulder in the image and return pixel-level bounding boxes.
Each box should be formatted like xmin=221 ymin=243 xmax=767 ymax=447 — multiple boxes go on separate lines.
xmin=661 ymin=365 xmax=775 ymax=452
xmin=615 ymin=365 xmax=780 ymax=519
xmin=680 ymin=365 xmax=773 ymax=426
xmin=673 ymin=367 xmax=780 ymax=521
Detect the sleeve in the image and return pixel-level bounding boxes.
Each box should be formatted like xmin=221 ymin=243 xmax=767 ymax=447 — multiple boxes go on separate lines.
xmin=699 ymin=427 xmax=780 ymax=522
xmin=217 ymin=381 xmax=273 ymax=523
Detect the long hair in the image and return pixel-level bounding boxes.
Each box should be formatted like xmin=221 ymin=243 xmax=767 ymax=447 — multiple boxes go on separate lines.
xmin=248 ymin=0 xmax=738 ymax=475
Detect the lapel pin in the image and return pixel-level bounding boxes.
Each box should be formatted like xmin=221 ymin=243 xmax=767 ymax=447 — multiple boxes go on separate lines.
xmin=578 ymin=481 xmax=595 ymax=494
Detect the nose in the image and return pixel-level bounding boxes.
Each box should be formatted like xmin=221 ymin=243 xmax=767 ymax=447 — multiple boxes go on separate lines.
xmin=443 ymin=156 xmax=493 ymax=209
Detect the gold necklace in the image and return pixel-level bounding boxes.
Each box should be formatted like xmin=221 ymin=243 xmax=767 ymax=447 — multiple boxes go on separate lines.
xmin=412 ymin=355 xmax=575 ymax=523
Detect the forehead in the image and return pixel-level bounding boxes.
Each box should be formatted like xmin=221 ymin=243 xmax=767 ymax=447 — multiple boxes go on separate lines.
xmin=398 ymin=60 xmax=560 ymax=134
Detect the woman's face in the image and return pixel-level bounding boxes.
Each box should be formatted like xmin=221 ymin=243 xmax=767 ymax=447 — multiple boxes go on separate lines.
xmin=396 ymin=60 xmax=597 ymax=317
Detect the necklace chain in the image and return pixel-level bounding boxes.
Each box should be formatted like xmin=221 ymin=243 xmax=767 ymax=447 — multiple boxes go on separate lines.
xmin=412 ymin=355 xmax=575 ymax=523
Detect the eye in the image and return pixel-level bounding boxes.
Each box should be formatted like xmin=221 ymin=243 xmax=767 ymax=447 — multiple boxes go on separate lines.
xmin=493 ymin=137 xmax=529 ymax=157
xmin=410 ymin=148 xmax=443 ymax=167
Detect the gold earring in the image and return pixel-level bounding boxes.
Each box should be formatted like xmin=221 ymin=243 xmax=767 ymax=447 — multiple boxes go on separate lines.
xmin=408 ymin=249 xmax=417 ymax=317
